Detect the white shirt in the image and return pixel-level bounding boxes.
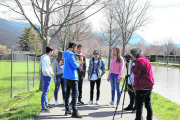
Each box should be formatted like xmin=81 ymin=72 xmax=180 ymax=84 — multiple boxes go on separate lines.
xmin=128 ymin=60 xmax=134 ymax=84
xmin=90 ymin=60 xmax=98 ymax=80
xmin=41 ymin=54 xmax=54 ymax=77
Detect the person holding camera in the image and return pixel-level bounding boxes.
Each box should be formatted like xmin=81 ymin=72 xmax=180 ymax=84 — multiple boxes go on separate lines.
xmin=124 ymin=60 xmax=136 ymax=111
xmin=129 ymin=48 xmax=154 ymax=120
xmin=107 ymin=46 xmax=124 ymax=107
xmin=63 ymin=42 xmax=84 ymax=118
xmin=53 ymin=50 xmax=66 ymax=106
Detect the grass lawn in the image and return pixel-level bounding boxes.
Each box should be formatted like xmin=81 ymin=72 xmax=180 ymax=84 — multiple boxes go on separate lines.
xmin=0 ymin=61 xmax=40 ymax=113
xmin=106 ymin=70 xmax=180 ymax=120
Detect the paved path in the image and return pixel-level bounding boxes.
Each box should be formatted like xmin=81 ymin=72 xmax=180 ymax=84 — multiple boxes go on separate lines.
xmin=35 ymin=60 xmax=160 ymax=120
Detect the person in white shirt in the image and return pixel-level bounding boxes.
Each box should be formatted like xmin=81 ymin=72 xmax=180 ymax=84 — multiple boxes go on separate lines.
xmin=40 ymin=46 xmax=54 ymax=112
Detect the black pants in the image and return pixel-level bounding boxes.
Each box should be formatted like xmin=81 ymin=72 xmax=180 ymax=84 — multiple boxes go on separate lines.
xmin=127 ymin=84 xmax=135 ymax=108
xmin=65 ymin=79 xmax=78 ymax=111
xmin=90 ymin=78 xmax=101 ymax=101
xmin=78 ymin=75 xmax=83 ymax=101
xmin=135 ymin=89 xmax=153 ymax=120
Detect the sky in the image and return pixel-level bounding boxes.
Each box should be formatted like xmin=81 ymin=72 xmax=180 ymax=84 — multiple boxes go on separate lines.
xmin=88 ymin=0 xmax=180 ymax=44
xmin=1 ymin=0 xmax=180 ymax=45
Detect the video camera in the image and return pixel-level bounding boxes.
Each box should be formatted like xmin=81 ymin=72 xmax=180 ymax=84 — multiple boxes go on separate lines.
xmin=124 ymin=54 xmax=131 ymax=63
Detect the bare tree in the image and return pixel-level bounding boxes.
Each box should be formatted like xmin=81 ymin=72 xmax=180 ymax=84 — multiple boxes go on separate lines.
xmin=0 ymin=0 xmax=110 ymax=90
xmin=112 ymin=0 xmax=151 ymax=56
xmin=101 ymin=6 xmax=122 ymax=69
xmin=0 ymin=0 xmax=110 ymax=53
xmin=162 ymin=38 xmax=175 ymax=64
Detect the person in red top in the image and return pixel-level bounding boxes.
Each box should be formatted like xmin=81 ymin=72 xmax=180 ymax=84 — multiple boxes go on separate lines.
xmin=129 ymin=48 xmax=154 ymax=120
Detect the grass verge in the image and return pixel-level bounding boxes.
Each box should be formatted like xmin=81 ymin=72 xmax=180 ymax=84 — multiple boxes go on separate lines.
xmin=0 ymin=82 xmax=54 ymax=120
xmin=106 ymin=70 xmax=180 ymax=120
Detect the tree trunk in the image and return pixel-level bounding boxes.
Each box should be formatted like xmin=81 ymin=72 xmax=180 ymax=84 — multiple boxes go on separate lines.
xmin=122 ymin=42 xmax=126 ymax=57
xmin=108 ymin=45 xmax=111 ymax=70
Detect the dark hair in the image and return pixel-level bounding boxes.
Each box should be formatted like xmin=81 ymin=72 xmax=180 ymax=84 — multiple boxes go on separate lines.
xmin=130 ymin=48 xmax=142 ymax=59
xmin=46 ymin=46 xmax=53 ymax=53
xmin=93 ymin=50 xmax=99 ymax=54
xmin=57 ymin=50 xmax=63 ymax=63
xmin=68 ymin=41 xmax=77 ymax=48
xmin=77 ymin=44 xmax=82 ymax=49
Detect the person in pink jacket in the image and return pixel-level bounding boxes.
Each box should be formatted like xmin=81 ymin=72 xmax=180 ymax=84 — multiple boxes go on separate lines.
xmin=107 ymin=46 xmax=124 ymax=107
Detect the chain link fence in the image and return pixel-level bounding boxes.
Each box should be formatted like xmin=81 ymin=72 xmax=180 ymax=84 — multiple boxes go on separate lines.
xmin=0 ymin=51 xmax=40 ymax=105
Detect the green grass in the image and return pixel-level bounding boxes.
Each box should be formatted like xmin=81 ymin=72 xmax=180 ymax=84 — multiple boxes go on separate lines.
xmin=151 ymin=62 xmax=180 ymax=67
xmin=0 ymin=60 xmax=44 ymax=119
xmin=0 ymin=82 xmax=54 ymax=120
xmin=106 ymin=70 xmax=180 ymax=120
xmin=0 ymin=61 xmax=40 ymax=104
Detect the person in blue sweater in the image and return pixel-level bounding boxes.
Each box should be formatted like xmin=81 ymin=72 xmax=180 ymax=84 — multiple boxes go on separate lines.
xmin=63 ymin=41 xmax=83 ymax=118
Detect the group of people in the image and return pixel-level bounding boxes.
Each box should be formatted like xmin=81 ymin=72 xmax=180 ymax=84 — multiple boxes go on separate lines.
xmin=40 ymin=41 xmax=155 ymax=120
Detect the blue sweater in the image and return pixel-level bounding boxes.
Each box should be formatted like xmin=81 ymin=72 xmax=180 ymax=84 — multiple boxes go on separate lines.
xmin=62 ymin=50 xmax=80 ymax=80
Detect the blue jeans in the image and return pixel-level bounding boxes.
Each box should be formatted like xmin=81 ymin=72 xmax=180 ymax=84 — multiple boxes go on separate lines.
xmin=41 ymin=75 xmax=52 ymax=109
xmin=65 ymin=79 xmax=78 ymax=111
xmin=110 ymin=73 xmax=121 ymax=103
xmin=54 ymin=74 xmax=66 ymax=101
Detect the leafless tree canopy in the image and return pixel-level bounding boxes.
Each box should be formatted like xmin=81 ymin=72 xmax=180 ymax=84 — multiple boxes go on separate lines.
xmin=112 ymin=0 xmax=151 ymax=55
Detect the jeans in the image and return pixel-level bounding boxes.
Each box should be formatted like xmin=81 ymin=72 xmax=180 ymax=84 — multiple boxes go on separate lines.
xmin=54 ymin=74 xmax=66 ymax=101
xmin=110 ymin=73 xmax=121 ymax=103
xmin=78 ymin=75 xmax=83 ymax=101
xmin=128 ymin=84 xmax=135 ymax=108
xmin=41 ymin=75 xmax=52 ymax=109
xmin=135 ymin=89 xmax=153 ymax=120
xmin=90 ymin=78 xmax=101 ymax=101
xmin=65 ymin=79 xmax=78 ymax=111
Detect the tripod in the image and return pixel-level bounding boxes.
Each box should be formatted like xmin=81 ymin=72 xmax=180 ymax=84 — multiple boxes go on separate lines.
xmin=112 ymin=60 xmax=135 ymax=120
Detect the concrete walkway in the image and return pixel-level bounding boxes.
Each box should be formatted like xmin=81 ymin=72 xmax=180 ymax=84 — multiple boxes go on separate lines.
xmin=35 ymin=75 xmax=159 ymax=120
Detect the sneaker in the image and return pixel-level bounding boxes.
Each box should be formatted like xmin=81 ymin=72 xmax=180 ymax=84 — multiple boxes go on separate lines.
xmin=87 ymin=100 xmax=93 ymax=105
xmin=63 ymin=100 xmax=65 ymax=105
xmin=124 ymin=106 xmax=133 ymax=111
xmin=40 ymin=108 xmax=49 ymax=112
xmin=46 ymin=105 xmax=53 ymax=109
xmin=96 ymin=100 xmax=100 ymax=105
xmin=107 ymin=101 xmax=114 ymax=106
xmin=114 ymin=103 xmax=120 ymax=108
xmin=55 ymin=101 xmax=59 ymax=106
xmin=78 ymin=100 xmax=84 ymax=105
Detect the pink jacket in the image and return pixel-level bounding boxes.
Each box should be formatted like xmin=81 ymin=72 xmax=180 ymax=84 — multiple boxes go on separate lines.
xmin=107 ymin=57 xmax=124 ymax=80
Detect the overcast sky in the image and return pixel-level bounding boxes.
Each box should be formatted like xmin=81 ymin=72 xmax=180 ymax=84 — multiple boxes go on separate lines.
xmin=88 ymin=0 xmax=180 ymax=44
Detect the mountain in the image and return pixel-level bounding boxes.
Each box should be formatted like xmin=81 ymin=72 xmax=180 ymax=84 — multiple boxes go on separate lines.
xmin=128 ymin=34 xmax=151 ymax=46
xmin=0 ymin=18 xmax=40 ymax=49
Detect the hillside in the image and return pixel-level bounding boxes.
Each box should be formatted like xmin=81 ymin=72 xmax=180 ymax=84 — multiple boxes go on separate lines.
xmin=0 ymin=18 xmax=41 ymax=49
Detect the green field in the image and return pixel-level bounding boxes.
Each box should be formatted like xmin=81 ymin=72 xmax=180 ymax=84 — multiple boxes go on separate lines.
xmin=0 ymin=61 xmax=40 ymax=106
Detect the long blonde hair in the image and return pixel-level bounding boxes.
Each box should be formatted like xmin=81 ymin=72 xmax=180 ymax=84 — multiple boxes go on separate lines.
xmin=112 ymin=46 xmax=121 ymax=63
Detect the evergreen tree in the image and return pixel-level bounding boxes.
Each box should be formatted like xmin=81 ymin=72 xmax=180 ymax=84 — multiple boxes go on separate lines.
xmin=18 ymin=27 xmax=38 ymax=51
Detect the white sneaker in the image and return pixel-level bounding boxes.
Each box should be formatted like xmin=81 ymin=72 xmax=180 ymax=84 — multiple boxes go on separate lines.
xmin=55 ymin=101 xmax=59 ymax=106
xmin=96 ymin=100 xmax=100 ymax=105
xmin=114 ymin=103 xmax=120 ymax=108
xmin=63 ymin=100 xmax=65 ymax=105
xmin=87 ymin=100 xmax=93 ymax=105
xmin=107 ymin=101 xmax=114 ymax=106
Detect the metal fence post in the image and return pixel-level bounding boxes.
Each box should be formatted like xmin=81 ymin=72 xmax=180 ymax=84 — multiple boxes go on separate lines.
xmin=11 ymin=51 xmax=13 ymax=98
xmin=33 ymin=55 xmax=36 ymax=87
xmin=27 ymin=55 xmax=29 ymax=91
